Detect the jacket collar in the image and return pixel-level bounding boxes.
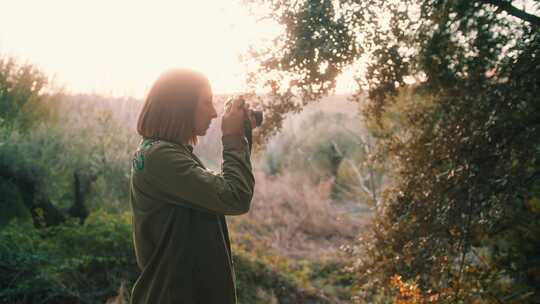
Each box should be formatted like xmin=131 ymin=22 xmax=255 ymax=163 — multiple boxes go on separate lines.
xmin=141 ymin=137 xmax=193 ymax=153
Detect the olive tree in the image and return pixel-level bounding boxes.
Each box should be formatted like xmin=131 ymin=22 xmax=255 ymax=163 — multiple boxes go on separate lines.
xmin=245 ymin=0 xmax=540 ymax=302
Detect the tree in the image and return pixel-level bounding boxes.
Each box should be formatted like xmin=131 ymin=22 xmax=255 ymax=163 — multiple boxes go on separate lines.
xmin=0 ymin=57 xmax=61 ymax=131
xmin=246 ymin=0 xmax=540 ymax=302
xmin=0 ymin=57 xmax=94 ymax=227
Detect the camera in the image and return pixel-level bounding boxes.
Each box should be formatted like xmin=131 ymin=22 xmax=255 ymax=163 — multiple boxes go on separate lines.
xmin=224 ymin=95 xmax=263 ymax=151
xmin=250 ymin=110 xmax=264 ymax=127
xmin=223 ymin=96 xmax=263 ymax=128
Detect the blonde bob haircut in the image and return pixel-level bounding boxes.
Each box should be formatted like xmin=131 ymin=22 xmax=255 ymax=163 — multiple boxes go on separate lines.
xmin=137 ymin=69 xmax=210 ymax=145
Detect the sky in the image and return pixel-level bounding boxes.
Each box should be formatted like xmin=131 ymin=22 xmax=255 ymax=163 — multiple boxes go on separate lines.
xmin=1 ymin=1 xmax=538 ymax=98
xmin=1 ymin=0 xmax=342 ymax=98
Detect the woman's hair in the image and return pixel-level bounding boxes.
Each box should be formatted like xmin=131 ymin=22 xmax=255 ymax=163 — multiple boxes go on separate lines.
xmin=137 ymin=69 xmax=210 ymax=145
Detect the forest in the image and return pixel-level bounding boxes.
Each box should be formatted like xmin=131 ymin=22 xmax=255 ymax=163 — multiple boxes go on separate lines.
xmin=1 ymin=0 xmax=539 ymax=303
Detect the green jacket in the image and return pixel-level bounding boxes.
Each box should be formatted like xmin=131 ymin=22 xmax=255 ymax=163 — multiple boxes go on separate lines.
xmin=129 ymin=135 xmax=255 ymax=304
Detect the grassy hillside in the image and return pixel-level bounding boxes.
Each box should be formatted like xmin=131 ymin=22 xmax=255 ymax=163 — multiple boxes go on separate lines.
xmin=1 ymin=92 xmax=374 ymax=303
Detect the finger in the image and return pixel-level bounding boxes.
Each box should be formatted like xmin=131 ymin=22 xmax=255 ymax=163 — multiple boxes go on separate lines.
xmin=232 ymin=96 xmax=245 ymax=110
xmin=224 ymin=97 xmax=234 ymax=114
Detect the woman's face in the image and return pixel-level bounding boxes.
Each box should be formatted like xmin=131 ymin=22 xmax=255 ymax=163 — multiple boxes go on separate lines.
xmin=193 ymin=84 xmax=217 ymax=136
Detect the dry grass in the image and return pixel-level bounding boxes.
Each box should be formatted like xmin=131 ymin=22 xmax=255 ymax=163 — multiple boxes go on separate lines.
xmin=229 ymin=170 xmax=370 ymax=261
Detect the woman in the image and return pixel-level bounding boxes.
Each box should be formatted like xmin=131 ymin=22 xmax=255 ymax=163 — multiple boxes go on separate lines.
xmin=129 ymin=69 xmax=255 ymax=304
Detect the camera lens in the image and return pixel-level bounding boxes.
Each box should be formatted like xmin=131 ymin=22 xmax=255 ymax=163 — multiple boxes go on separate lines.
xmin=251 ymin=110 xmax=263 ymax=127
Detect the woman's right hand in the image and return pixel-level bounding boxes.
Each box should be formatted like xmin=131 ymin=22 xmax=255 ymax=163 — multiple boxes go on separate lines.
xmin=221 ymin=97 xmax=246 ymax=137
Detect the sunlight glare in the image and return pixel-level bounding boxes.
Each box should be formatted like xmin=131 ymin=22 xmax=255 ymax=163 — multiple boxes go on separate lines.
xmin=0 ymin=0 xmax=281 ymax=97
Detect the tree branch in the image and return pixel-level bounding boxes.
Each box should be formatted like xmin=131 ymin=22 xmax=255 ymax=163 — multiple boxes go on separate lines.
xmin=479 ymin=0 xmax=540 ymax=27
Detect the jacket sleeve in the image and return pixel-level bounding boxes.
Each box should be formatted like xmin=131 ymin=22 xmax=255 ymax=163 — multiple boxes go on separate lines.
xmin=143 ymin=135 xmax=255 ymax=215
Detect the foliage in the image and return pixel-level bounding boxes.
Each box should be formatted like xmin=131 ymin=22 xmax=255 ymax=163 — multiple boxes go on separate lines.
xmin=263 ymin=110 xmax=354 ymax=177
xmin=258 ymin=103 xmax=385 ymax=203
xmin=234 ymin=246 xmax=332 ymax=303
xmin=0 ymin=55 xmax=365 ymax=301
xmin=229 ymin=169 xmax=366 ymax=302
xmin=230 ymin=170 xmax=365 ymax=258
xmin=0 ymin=210 xmax=339 ymax=304
xmin=0 ymin=126 xmax=50 ymax=226
xmin=0 ymin=211 xmax=137 ymax=303
xmin=54 ymin=95 xmax=140 ymax=210
xmin=246 ymin=0 xmax=540 ymax=302
xmin=0 ymin=57 xmax=61 ymax=132
xmin=243 ymin=0 xmax=363 ymax=145
xmin=0 ymin=94 xmax=141 ymax=223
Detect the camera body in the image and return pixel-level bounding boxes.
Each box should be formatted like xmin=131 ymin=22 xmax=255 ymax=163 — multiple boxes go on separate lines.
xmin=223 ymin=96 xmax=263 ymax=128
xmin=224 ymin=96 xmax=263 ymax=151
xmin=250 ymin=110 xmax=263 ymax=127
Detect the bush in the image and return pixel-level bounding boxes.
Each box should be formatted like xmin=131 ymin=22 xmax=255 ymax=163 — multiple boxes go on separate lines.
xmin=0 ymin=211 xmax=137 ymax=304
xmin=0 ymin=94 xmax=139 ymax=220
xmin=0 ymin=210 xmax=336 ymax=304
xmin=0 ymin=57 xmax=61 ymax=132
xmin=258 ymin=108 xmax=385 ymax=204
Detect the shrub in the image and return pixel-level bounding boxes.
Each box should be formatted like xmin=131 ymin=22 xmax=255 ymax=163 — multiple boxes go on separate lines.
xmin=0 ymin=211 xmax=137 ymax=304
xmin=0 ymin=57 xmax=61 ymax=132
xmin=0 ymin=210 xmax=336 ymax=303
